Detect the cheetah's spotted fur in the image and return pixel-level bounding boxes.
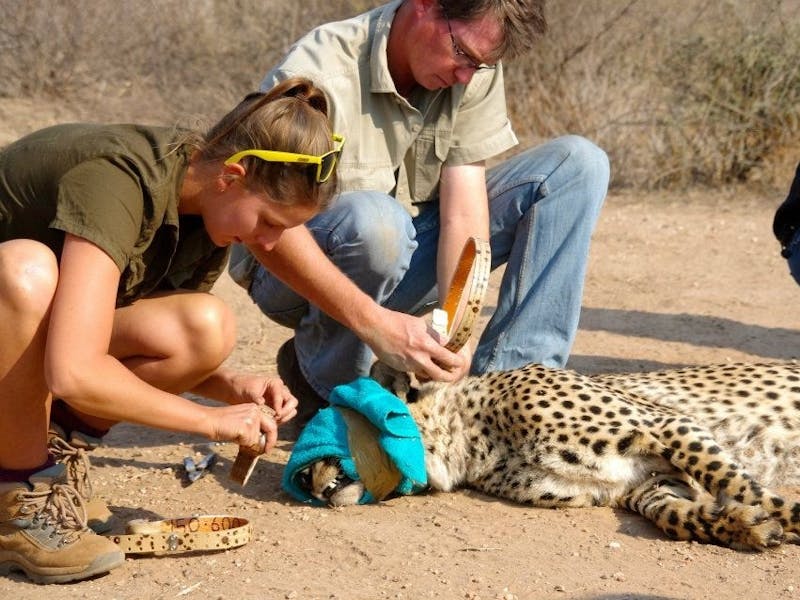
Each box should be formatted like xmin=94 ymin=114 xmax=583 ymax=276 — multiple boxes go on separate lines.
xmin=302 ymin=361 xmax=800 ymax=551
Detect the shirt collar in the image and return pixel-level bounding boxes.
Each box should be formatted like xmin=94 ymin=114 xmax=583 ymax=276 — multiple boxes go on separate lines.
xmin=369 ymin=0 xmax=403 ymax=95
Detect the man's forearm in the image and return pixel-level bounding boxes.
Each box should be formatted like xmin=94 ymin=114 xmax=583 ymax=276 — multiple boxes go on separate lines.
xmin=245 ymin=225 xmax=382 ymax=336
xmin=437 ymin=163 xmax=491 ymax=301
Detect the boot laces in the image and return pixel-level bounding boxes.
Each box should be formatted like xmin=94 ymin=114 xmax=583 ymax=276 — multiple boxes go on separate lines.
xmin=16 ymin=483 xmax=89 ymax=546
xmin=48 ymin=433 xmax=94 ymax=500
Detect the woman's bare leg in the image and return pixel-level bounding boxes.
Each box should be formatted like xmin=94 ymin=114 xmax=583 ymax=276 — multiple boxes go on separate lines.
xmin=0 ymin=240 xmax=59 ymax=469
xmin=64 ymin=290 xmax=237 ymax=432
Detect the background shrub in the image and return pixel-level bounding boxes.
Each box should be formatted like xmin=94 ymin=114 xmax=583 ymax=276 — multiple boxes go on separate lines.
xmin=1 ymin=0 xmax=798 ymax=191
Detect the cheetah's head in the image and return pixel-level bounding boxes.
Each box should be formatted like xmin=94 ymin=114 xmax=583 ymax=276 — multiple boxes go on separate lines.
xmin=296 ymin=457 xmax=365 ymax=507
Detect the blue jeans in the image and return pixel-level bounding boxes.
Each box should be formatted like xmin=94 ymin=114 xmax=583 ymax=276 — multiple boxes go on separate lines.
xmin=246 ymin=135 xmax=609 ymax=397
xmin=785 ymin=228 xmax=800 ymax=285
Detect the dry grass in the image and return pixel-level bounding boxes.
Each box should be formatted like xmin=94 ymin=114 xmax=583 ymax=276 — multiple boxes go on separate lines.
xmin=509 ymin=0 xmax=800 ymax=189
xmin=1 ymin=0 xmax=799 ymax=191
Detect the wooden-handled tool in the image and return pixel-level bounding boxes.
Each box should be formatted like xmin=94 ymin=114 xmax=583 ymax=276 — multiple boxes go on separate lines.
xmin=229 ymin=406 xmax=275 ymax=486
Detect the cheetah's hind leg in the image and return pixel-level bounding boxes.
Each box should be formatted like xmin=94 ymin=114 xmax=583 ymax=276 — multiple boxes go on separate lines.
xmin=619 ymin=474 xmax=784 ymax=551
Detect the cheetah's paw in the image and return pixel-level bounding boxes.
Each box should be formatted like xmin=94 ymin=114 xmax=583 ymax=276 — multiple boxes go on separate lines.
xmin=714 ymin=502 xmax=783 ymax=551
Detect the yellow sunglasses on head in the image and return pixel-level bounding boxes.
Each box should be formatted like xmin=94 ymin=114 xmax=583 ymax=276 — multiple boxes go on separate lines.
xmin=224 ymin=134 xmax=345 ymax=184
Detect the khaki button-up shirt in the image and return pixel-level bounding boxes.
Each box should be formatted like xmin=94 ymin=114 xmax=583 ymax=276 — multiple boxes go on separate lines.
xmin=260 ymin=0 xmax=518 ymax=216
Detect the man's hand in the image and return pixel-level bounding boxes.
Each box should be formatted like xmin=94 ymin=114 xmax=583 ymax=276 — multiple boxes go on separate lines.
xmin=361 ymin=308 xmax=469 ymax=382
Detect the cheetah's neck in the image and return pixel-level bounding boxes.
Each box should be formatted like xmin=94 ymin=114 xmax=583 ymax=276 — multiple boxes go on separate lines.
xmin=408 ymin=379 xmax=483 ymax=492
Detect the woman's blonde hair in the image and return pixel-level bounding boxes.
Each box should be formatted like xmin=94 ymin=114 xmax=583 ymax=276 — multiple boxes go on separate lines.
xmin=201 ymin=77 xmax=337 ymax=210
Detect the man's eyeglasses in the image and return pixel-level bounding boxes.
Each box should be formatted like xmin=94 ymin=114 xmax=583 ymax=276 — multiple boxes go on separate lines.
xmin=444 ymin=16 xmax=496 ymax=72
xmin=225 ymin=134 xmax=345 ymax=184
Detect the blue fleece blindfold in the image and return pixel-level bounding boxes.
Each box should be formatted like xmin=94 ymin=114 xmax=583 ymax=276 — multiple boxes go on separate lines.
xmin=282 ymin=377 xmax=427 ymax=505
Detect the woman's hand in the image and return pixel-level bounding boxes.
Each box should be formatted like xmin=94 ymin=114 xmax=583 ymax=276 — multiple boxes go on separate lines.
xmin=227 ymin=372 xmax=298 ymax=425
xmin=207 ymin=402 xmax=279 ymax=453
xmin=193 ymin=368 xmax=298 ymax=425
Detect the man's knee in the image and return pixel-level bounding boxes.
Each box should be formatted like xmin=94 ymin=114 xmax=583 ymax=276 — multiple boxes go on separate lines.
xmin=314 ymin=191 xmax=415 ymax=274
xmin=490 ymin=136 xmax=609 ymax=208
xmin=547 ymin=135 xmax=610 ymax=196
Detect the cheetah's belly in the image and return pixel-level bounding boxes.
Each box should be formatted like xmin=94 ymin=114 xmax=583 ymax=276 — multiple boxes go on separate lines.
xmin=530 ymin=451 xmax=668 ymax=505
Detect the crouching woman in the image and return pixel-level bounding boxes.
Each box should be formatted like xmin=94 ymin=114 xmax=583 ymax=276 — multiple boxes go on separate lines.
xmin=0 ymin=77 xmax=340 ymax=583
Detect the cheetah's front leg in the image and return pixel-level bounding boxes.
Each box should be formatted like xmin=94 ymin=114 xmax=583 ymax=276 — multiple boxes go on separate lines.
xmin=619 ymin=474 xmax=784 ymax=551
xmin=648 ymin=423 xmax=800 ymax=541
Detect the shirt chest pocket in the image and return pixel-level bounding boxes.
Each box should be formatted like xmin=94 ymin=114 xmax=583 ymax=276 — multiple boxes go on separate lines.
xmin=408 ymin=126 xmax=451 ymax=204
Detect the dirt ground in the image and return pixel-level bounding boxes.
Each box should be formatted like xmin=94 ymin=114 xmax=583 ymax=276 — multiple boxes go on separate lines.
xmin=2 ymin=100 xmax=800 ymax=600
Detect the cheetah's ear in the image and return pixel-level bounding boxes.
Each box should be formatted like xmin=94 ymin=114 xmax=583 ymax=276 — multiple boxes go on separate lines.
xmin=369 ymin=361 xmax=413 ymax=402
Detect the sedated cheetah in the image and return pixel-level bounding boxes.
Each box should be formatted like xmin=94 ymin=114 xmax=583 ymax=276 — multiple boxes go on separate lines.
xmin=299 ymin=361 xmax=800 ymax=551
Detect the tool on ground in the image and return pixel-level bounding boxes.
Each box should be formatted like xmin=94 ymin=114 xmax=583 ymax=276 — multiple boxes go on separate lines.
xmin=183 ymin=446 xmax=218 ymax=483
xmin=229 ymin=406 xmax=276 ymax=486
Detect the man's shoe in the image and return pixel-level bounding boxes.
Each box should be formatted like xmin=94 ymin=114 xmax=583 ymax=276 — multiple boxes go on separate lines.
xmin=276 ymin=338 xmax=329 ymax=437
xmin=0 ymin=463 xmax=124 ymax=584
xmin=48 ymin=426 xmax=114 ymax=534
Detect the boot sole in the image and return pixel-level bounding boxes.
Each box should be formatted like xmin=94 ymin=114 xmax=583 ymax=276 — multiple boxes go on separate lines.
xmin=0 ymin=548 xmax=124 ymax=584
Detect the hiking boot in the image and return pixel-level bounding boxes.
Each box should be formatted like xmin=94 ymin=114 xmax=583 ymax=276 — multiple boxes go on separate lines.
xmin=48 ymin=426 xmax=114 ymax=534
xmin=277 ymin=338 xmax=329 ymax=438
xmin=0 ymin=463 xmax=124 ymax=584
